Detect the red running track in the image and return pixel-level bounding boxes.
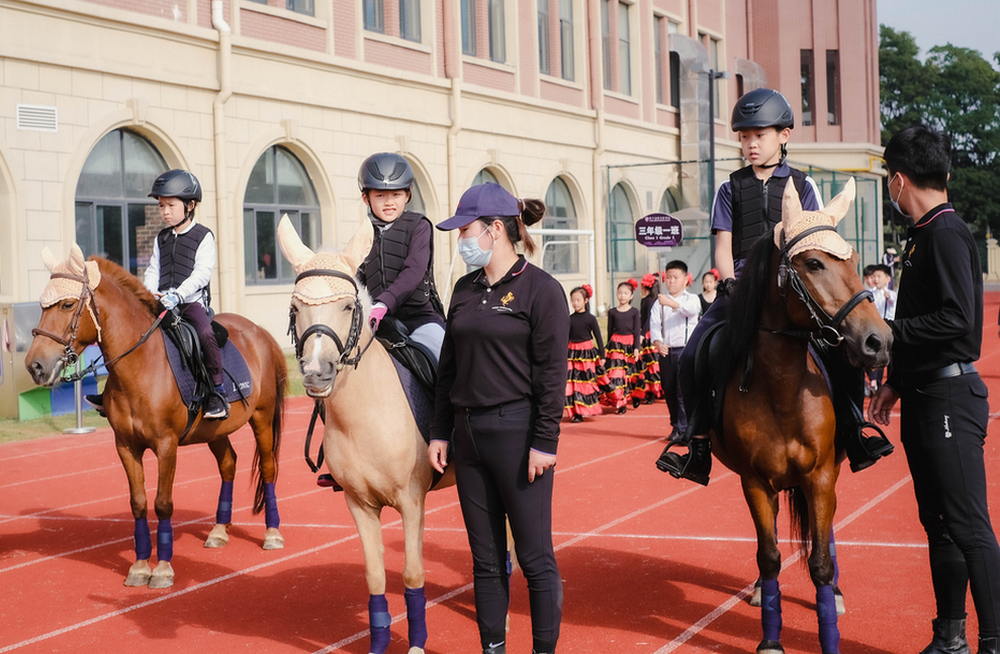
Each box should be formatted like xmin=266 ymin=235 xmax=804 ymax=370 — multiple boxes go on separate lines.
xmin=2 ymin=293 xmax=1000 ymax=654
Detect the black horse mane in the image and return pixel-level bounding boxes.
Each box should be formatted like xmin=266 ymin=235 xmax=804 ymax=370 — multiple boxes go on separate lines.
xmin=718 ymin=230 xmax=778 ymax=383
xmin=93 ymin=256 xmax=160 ymax=316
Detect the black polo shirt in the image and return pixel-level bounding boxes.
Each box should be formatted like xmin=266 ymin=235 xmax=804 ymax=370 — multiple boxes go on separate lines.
xmin=886 ymin=203 xmax=983 ymax=388
xmin=431 ymin=256 xmax=570 ymax=454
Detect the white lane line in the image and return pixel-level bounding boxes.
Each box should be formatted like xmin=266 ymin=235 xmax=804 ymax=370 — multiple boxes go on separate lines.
xmin=653 ymin=474 xmax=913 ymax=653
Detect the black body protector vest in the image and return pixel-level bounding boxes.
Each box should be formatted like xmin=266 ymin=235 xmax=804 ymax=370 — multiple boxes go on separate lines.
xmin=156 ymin=223 xmax=212 ymax=303
xmin=730 ymin=166 xmax=808 ymax=261
xmin=358 ymin=211 xmax=445 ymax=321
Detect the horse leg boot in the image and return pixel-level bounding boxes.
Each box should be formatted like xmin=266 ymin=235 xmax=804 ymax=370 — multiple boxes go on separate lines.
xmin=816 ymin=585 xmax=840 ymax=654
xmin=368 ymin=594 xmax=392 ymax=654
xmin=656 ymin=435 xmax=712 ymax=486
xmin=979 ymin=637 xmax=998 ymax=654
xmin=918 ymin=618 xmax=970 ymax=654
xmin=404 ymin=587 xmax=428 ymax=653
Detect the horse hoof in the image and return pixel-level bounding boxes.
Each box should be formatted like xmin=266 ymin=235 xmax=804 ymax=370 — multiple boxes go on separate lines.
xmin=749 ymin=581 xmax=762 ymax=607
xmin=407 ymin=648 xmax=425 ymax=654
xmin=262 ymin=527 xmax=284 ymax=550
xmin=834 ymin=586 xmax=845 ymax=615
xmin=756 ymin=640 xmax=785 ymax=654
xmin=148 ymin=561 xmax=174 ymax=589
xmin=204 ymin=524 xmax=229 ymax=548
xmin=124 ymin=560 xmax=151 ymax=587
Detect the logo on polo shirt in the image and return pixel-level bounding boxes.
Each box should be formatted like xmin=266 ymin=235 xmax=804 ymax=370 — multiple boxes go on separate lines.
xmin=501 ymin=292 xmax=514 ymax=306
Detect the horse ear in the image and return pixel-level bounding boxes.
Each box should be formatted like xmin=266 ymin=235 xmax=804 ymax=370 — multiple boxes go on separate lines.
xmin=823 ymin=177 xmax=856 ymax=227
xmin=41 ymin=247 xmax=59 ymax=272
xmin=68 ymin=244 xmax=87 ymax=275
xmin=781 ymin=177 xmax=804 ymax=234
xmin=339 ymin=218 xmax=374 ymax=273
xmin=276 ymin=214 xmax=315 ymax=272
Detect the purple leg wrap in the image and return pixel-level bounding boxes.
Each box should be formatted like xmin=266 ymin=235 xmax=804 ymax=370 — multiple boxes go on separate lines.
xmin=134 ymin=518 xmax=152 ymax=560
xmin=263 ymin=482 xmax=279 ymax=529
xmin=405 ymin=587 xmax=428 ymax=650
xmin=817 ymin=585 xmax=840 ymax=653
xmin=829 ymin=529 xmax=840 ymax=586
xmin=760 ymin=578 xmax=782 ymax=643
xmin=216 ymin=480 xmax=234 ymax=525
xmin=368 ymin=594 xmax=391 ymax=654
xmin=156 ymin=519 xmax=173 ymax=562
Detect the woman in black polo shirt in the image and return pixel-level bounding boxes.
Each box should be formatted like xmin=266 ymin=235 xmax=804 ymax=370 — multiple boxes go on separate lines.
xmin=429 ymin=183 xmax=569 ymax=654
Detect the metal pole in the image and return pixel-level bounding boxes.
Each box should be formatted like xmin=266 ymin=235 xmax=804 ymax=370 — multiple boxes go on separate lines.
xmin=708 ymin=69 xmax=716 ymax=223
xmin=64 ymin=358 xmax=96 ymax=435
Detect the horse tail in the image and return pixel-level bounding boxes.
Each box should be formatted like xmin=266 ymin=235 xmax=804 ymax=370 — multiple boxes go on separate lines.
xmin=252 ymin=334 xmax=289 ymax=515
xmin=785 ymin=487 xmax=812 ymax=558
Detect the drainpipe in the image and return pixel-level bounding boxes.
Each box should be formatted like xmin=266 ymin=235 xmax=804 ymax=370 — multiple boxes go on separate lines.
xmin=443 ymin=0 xmax=463 ymax=292
xmin=587 ymin=0 xmax=607 ymax=309
xmin=212 ymin=0 xmax=234 ymax=311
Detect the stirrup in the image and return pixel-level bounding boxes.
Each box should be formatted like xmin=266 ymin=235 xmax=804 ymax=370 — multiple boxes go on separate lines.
xmin=848 ymin=421 xmax=894 ymax=473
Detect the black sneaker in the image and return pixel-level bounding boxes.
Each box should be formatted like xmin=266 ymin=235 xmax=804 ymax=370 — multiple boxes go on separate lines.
xmin=656 ymin=438 xmax=712 ymax=486
xmin=570 ymin=415 xmax=584 ymax=423
xmin=633 ymin=397 xmax=641 ymax=409
xmin=203 ymin=392 xmax=230 ymax=420
xmin=617 ymin=406 xmax=627 ymax=415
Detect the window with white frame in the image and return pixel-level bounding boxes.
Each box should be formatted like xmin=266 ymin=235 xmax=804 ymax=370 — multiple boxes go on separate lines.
xmin=609 ymin=183 xmax=635 ymax=272
xmin=364 ymin=0 xmax=421 ymax=41
xmin=539 ymin=0 xmax=575 ymax=80
xmin=601 ymin=0 xmax=632 ymax=94
xmin=538 ymin=0 xmax=550 ymax=75
xmin=462 ymin=0 xmax=506 ymax=62
xmin=461 ymin=0 xmax=476 ymax=55
xmin=243 ymin=146 xmax=321 ymax=285
xmin=364 ymin=0 xmax=384 ymax=32
xmin=617 ymin=2 xmax=631 ymax=95
xmin=489 ymin=0 xmax=506 ymax=62
xmin=75 ymin=129 xmax=167 ymax=278
xmin=287 ymin=0 xmax=314 ymax=16
xmin=400 ymin=0 xmax=421 ymax=41
xmin=559 ymin=0 xmax=574 ymax=80
xmin=542 ymin=177 xmax=579 ymax=274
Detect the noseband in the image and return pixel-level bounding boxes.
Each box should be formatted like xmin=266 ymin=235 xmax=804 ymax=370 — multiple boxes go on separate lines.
xmin=31 ymin=269 xmax=100 ymax=367
xmin=287 ymin=269 xmax=374 ymax=371
xmin=774 ymin=225 xmax=873 ymax=347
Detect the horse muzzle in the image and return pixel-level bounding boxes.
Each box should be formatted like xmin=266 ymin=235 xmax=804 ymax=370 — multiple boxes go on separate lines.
xmin=25 ymin=355 xmax=64 ymax=388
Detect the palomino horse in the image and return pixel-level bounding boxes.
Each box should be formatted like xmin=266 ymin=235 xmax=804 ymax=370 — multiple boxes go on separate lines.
xmin=708 ymin=178 xmax=891 ymax=654
xmin=25 ymin=246 xmax=287 ymax=589
xmin=277 ymin=216 xmax=455 ymax=654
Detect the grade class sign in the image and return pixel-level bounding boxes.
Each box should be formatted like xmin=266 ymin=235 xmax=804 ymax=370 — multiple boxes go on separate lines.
xmin=635 ymin=213 xmax=683 ymax=248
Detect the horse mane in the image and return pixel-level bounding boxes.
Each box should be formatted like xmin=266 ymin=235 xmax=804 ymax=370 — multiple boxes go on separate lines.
xmin=719 ymin=231 xmax=778 ymax=382
xmin=92 ymin=257 xmax=160 ymax=316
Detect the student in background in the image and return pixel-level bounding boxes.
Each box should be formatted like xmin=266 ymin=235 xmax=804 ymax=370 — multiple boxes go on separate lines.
xmin=565 ymin=285 xmax=605 ymax=422
xmin=638 ymin=274 xmax=663 ymax=404
xmin=602 ymin=279 xmax=642 ymax=415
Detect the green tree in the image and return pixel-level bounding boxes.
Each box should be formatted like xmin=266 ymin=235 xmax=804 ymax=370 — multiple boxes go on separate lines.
xmin=879 ymin=26 xmax=1000 ymax=245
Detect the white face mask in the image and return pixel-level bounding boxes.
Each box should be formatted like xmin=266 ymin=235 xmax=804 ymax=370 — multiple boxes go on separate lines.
xmin=890 ymin=174 xmax=909 ymax=218
xmin=458 ymin=225 xmax=495 ymax=268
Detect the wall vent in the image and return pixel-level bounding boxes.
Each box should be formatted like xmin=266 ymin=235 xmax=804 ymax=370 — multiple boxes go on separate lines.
xmin=17 ymin=105 xmax=58 ymax=132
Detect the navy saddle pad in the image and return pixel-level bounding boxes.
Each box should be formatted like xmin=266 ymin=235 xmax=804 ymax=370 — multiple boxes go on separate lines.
xmin=389 ymin=356 xmax=433 ymax=442
xmin=162 ymin=331 xmax=253 ymax=407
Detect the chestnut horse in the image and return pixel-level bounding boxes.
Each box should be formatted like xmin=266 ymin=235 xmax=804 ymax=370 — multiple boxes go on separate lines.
xmin=276 ymin=215 xmax=455 ymax=654
xmin=708 ymin=178 xmax=891 ymax=654
xmin=25 ymin=245 xmax=287 ymax=589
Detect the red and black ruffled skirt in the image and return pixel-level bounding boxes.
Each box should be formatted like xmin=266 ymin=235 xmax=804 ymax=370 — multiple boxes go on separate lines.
xmin=639 ymin=330 xmax=661 ymax=399
xmin=601 ymin=333 xmax=642 ymax=409
xmin=564 ymin=341 xmax=607 ymax=418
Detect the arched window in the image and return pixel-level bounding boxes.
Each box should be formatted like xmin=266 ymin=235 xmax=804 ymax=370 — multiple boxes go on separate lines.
xmin=659 ymin=188 xmax=679 ymax=214
xmin=542 ymin=177 xmax=578 ymax=274
xmin=609 ymin=183 xmax=635 ymax=272
xmin=75 ymin=129 xmax=167 ymax=276
xmin=408 ymin=180 xmax=427 ymax=215
xmin=243 ymin=146 xmax=321 ymax=284
xmin=472 ymin=168 xmax=499 ymax=186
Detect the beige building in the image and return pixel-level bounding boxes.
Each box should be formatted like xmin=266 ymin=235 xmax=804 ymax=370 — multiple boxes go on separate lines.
xmin=0 ymin=0 xmax=884 ymax=345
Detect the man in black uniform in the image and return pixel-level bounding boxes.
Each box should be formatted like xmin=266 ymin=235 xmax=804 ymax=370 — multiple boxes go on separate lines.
xmin=870 ymin=125 xmax=1000 ymax=654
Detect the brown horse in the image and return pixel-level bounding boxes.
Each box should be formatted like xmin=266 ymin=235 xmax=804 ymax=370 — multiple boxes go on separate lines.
xmin=276 ymin=215 xmax=455 ymax=654
xmin=708 ymin=178 xmax=891 ymax=654
xmin=25 ymin=245 xmax=287 ymax=589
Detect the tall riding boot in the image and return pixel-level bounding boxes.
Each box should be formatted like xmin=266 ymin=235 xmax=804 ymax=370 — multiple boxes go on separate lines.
xmin=482 ymin=643 xmax=505 ymax=654
xmin=656 ymin=437 xmax=712 ymax=486
xmin=979 ymin=637 xmax=999 ymax=654
xmin=918 ymin=618 xmax=971 ymax=654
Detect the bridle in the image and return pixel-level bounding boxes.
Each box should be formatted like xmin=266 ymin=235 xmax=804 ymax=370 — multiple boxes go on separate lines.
xmin=771 ymin=224 xmax=873 ymax=347
xmin=30 ymin=269 xmax=99 ymax=368
xmin=287 ymin=269 xmax=375 ymax=371
xmin=31 ymin=266 xmax=167 ymax=382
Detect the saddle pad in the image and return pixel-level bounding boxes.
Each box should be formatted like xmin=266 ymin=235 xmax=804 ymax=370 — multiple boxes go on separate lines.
xmin=389 ymin=356 xmax=433 ymax=443
xmin=162 ymin=331 xmax=253 ymax=407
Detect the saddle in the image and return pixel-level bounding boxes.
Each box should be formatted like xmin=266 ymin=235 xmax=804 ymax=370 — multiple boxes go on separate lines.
xmin=161 ymin=310 xmax=252 ymax=420
xmin=685 ymin=319 xmax=730 ymax=440
xmin=374 ymin=317 xmax=437 ymax=393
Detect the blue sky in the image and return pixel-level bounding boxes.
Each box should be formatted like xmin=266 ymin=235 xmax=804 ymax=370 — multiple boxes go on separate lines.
xmin=877 ymin=0 xmax=1000 ymax=67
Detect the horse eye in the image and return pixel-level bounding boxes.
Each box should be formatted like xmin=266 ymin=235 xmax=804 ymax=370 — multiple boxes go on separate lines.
xmin=805 ymin=258 xmax=824 ymax=271
xmin=61 ymin=300 xmax=75 ymax=310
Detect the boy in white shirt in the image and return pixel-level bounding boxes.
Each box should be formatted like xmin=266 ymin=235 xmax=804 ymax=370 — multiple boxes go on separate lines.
xmin=650 ymin=260 xmax=701 ymax=440
xmin=866 ymin=264 xmax=897 ymax=394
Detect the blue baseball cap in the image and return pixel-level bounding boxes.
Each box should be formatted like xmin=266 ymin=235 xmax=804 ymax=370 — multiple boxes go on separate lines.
xmin=437 ymin=183 xmax=520 ymax=231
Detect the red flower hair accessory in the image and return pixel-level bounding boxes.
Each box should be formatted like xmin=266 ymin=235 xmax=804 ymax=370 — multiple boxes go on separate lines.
xmin=582 ymin=284 xmax=593 ymax=299
xmin=641 ymin=273 xmax=656 ymax=289
xmin=626 ymin=278 xmax=638 ymax=291
xmin=686 ymin=272 xmax=693 ymax=286
xmin=708 ymin=268 xmax=720 ymax=280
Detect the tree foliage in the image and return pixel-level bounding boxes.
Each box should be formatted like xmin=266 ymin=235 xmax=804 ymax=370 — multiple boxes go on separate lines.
xmin=879 ymin=26 xmax=1000 ymax=239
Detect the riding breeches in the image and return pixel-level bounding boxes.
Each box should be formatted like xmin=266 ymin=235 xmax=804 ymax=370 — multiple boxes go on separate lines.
xmin=179 ymin=303 xmax=223 ymax=387
xmin=899 ymin=371 xmax=1000 ymax=637
xmin=451 ymin=398 xmax=563 ymax=651
xmin=678 ymin=294 xmax=729 ymax=434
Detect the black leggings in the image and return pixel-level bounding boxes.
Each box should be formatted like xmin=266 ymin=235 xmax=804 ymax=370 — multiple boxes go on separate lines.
xmin=453 ymin=399 xmax=562 ymax=651
xmin=900 ymin=373 xmax=1000 ymax=636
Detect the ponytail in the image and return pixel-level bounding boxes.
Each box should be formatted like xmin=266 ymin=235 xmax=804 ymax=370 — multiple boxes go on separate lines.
xmin=491 ymin=197 xmax=545 ymax=257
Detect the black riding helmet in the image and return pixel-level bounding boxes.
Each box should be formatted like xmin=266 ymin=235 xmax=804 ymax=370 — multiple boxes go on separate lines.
xmin=358 ymin=153 xmax=414 ymax=193
xmin=148 ymin=169 xmax=202 ymax=203
xmin=731 ymin=88 xmax=795 ymax=131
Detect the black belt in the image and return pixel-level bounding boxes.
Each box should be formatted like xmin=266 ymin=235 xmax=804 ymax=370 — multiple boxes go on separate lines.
xmin=910 ymin=362 xmax=977 ymax=386
xmin=459 ymin=397 xmax=532 ymax=417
